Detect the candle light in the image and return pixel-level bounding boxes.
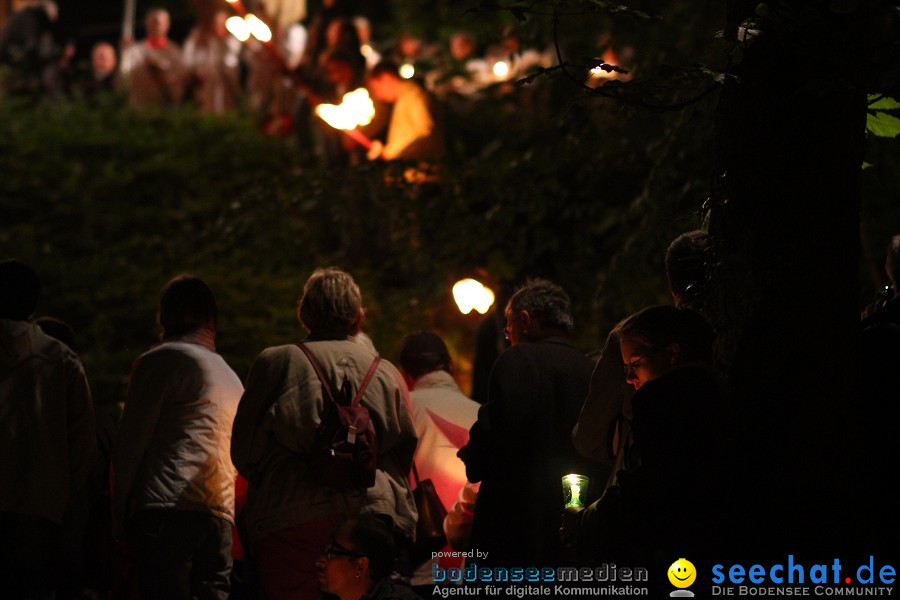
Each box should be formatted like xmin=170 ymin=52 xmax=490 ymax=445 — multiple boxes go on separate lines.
xmin=562 ymin=474 xmax=589 ymax=508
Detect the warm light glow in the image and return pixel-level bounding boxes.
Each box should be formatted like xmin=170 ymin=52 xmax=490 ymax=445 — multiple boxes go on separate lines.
xmin=225 ymin=16 xmax=251 ymax=42
xmin=224 ymin=0 xmax=239 ymax=3
xmin=452 ymin=279 xmax=495 ymax=315
xmin=360 ymin=43 xmax=374 ymax=57
xmin=315 ymin=88 xmax=375 ymax=130
xmin=493 ymin=60 xmax=510 ymax=78
xmin=245 ymin=14 xmax=272 ymax=42
xmin=562 ymin=474 xmax=589 ymax=508
xmin=399 ymin=63 xmax=415 ymax=79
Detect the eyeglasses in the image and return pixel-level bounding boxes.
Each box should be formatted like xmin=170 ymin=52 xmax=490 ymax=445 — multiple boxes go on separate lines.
xmin=322 ymin=543 xmax=364 ymax=561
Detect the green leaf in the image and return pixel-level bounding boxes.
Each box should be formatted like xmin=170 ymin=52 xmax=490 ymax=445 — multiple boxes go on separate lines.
xmin=862 ymin=162 xmax=873 ymax=170
xmin=866 ymin=112 xmax=900 ymax=138
xmin=867 ymin=96 xmax=900 ymax=110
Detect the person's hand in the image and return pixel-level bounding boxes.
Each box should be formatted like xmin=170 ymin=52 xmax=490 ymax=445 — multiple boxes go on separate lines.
xmin=559 ymin=505 xmax=583 ymax=551
xmin=367 ymin=140 xmax=384 ymax=161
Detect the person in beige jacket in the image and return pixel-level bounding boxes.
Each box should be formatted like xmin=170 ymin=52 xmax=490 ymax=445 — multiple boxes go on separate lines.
xmin=231 ymin=267 xmax=417 ymax=600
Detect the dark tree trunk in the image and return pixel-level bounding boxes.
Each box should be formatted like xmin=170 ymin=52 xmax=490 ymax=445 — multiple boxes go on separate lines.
xmin=709 ymin=1 xmax=882 ymax=554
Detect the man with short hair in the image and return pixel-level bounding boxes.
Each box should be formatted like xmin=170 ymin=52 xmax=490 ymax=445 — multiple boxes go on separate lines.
xmin=0 ymin=259 xmax=95 ymax=597
xmin=458 ymin=279 xmax=596 ymax=567
xmin=113 ymin=274 xmax=243 ymax=599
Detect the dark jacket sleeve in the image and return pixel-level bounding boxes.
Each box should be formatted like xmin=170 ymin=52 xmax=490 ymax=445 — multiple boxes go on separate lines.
xmin=458 ymin=348 xmax=539 ymax=483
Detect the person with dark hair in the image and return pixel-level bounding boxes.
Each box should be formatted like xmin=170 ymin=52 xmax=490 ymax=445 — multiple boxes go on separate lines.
xmin=397 ymin=331 xmax=478 ymax=585
xmin=0 ymin=259 xmax=96 ymax=598
xmin=665 ymin=229 xmax=710 ymax=312
xmin=316 ymin=516 xmax=421 ymax=599
xmin=231 ymin=267 xmax=417 ymax=600
xmin=112 ymin=274 xmax=243 ymax=599
xmin=562 ymin=305 xmax=723 ymax=569
xmin=366 ymin=60 xmax=444 ymax=162
xmin=573 ymin=230 xmax=711 ymax=467
xmin=854 ymin=234 xmax=900 ymax=548
xmin=0 ymin=0 xmax=70 ymax=96
xmin=457 ymin=279 xmax=597 ymax=567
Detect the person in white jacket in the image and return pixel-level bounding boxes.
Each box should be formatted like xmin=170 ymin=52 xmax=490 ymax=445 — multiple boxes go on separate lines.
xmin=113 ymin=274 xmax=243 ymax=600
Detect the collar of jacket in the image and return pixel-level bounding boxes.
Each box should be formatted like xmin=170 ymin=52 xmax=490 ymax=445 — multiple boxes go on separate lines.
xmin=411 ymin=369 xmax=459 ymax=392
xmin=162 ymin=328 xmax=216 ymax=352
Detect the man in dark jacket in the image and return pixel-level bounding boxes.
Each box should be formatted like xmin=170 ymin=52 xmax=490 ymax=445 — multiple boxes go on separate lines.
xmin=458 ymin=279 xmax=597 ymax=568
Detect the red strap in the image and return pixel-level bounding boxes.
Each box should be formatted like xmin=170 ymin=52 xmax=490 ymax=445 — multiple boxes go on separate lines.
xmin=296 ymin=342 xmax=336 ymax=404
xmin=297 ymin=342 xmax=381 ymax=408
xmin=353 ymin=356 xmax=382 ymax=408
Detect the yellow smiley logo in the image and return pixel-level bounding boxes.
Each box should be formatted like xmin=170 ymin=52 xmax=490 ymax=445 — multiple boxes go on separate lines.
xmin=668 ymin=558 xmax=696 ymax=588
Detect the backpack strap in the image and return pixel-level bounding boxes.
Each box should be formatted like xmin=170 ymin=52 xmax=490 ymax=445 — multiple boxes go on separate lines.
xmin=297 ymin=342 xmax=381 ymax=408
xmin=352 ymin=356 xmax=382 ymax=408
xmin=296 ymin=342 xmax=337 ymax=405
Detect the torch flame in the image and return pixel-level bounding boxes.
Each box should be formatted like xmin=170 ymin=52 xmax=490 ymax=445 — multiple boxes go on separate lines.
xmin=225 ymin=16 xmax=251 ymax=42
xmin=226 ymin=14 xmax=271 ymax=43
xmin=315 ymin=88 xmax=375 ymax=130
xmin=245 ymin=14 xmax=272 ymax=43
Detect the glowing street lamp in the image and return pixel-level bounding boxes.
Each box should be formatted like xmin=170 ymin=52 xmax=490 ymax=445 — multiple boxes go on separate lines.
xmin=453 ymin=279 xmax=495 ymax=315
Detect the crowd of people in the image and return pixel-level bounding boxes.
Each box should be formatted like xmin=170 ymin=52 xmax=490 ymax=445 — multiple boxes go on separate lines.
xmin=2 ymin=229 xmax=899 ymax=598
xmin=0 ymin=0 xmax=563 ymax=167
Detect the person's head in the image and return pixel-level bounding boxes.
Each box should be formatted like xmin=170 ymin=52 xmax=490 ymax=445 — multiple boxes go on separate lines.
xmin=92 ymin=42 xmax=117 ymax=79
xmin=316 ymin=516 xmax=395 ymax=599
xmin=398 ymin=330 xmax=452 ymax=385
xmin=145 ymin=8 xmax=170 ymax=40
xmin=0 ymin=259 xmax=41 ymax=321
xmin=325 ymin=18 xmax=361 ymax=51
xmin=397 ymin=31 xmax=422 ymax=58
xmin=298 ymin=268 xmax=364 ymax=338
xmin=450 ymin=31 xmax=475 ymax=61
xmin=158 ymin=275 xmax=218 ymax=339
xmin=322 ymin=49 xmax=359 ymax=85
xmin=504 ymin=278 xmax=574 ymax=346
xmin=367 ymin=61 xmax=402 ymax=102
xmin=613 ymin=305 xmax=714 ymax=390
xmin=886 ymin=234 xmax=900 ymax=295
xmin=665 ymin=230 xmax=709 ymax=308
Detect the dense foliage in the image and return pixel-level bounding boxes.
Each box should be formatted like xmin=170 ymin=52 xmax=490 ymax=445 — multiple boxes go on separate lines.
xmin=2 ymin=1 xmax=897 ymax=408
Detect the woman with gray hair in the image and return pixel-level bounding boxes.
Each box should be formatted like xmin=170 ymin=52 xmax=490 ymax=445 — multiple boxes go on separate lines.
xmin=231 ymin=267 xmax=417 ymax=600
